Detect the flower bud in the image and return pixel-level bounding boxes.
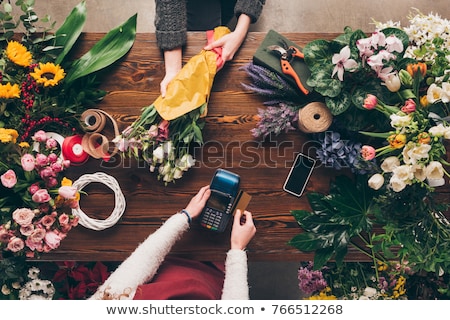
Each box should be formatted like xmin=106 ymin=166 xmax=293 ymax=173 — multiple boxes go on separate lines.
xmin=368 ymin=173 xmax=384 ymax=190
xmin=384 ymin=73 xmax=401 ymax=92
xmin=399 ymin=69 xmax=413 ymax=87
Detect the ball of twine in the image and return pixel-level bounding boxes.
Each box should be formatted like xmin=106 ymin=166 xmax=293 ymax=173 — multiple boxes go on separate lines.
xmin=297 ymin=102 xmax=333 ymax=133
xmin=72 ymin=172 xmax=126 ymax=231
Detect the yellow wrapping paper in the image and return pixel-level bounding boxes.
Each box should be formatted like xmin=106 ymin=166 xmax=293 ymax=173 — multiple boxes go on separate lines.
xmin=154 ymin=26 xmax=230 ymax=121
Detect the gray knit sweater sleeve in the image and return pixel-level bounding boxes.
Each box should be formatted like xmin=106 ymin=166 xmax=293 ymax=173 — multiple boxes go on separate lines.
xmin=155 ymin=0 xmax=265 ymax=50
xmin=155 ymin=0 xmax=187 ymax=51
xmin=234 ymin=0 xmax=266 ymax=23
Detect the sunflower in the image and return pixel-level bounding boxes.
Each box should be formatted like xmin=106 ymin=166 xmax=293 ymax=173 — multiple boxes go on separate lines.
xmin=30 ymin=62 xmax=66 ymax=87
xmin=0 ymin=83 xmax=21 ymax=99
xmin=6 ymin=41 xmax=32 ymax=67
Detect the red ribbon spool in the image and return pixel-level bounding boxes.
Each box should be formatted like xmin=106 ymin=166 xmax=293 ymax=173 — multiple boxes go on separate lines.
xmin=62 ymin=135 xmax=90 ymax=165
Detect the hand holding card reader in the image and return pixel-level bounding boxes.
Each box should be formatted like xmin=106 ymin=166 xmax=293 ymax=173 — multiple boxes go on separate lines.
xmin=200 ymin=169 xmax=240 ymax=232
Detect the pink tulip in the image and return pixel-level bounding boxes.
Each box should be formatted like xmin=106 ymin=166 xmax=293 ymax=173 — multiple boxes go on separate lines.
xmin=363 ymin=94 xmax=378 ymax=110
xmin=21 ymin=153 xmax=36 ymax=171
xmin=31 ymin=189 xmax=51 ymax=203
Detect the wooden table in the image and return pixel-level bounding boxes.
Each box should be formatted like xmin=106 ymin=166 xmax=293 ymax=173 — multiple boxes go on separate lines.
xmin=40 ymin=32 xmax=449 ymax=263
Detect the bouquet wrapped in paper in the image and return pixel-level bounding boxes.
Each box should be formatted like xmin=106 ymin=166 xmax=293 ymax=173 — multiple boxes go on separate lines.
xmin=114 ymin=26 xmax=230 ymax=183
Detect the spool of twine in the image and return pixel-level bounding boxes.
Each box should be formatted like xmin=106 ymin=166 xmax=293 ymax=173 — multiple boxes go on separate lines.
xmin=297 ymin=102 xmax=333 ymax=133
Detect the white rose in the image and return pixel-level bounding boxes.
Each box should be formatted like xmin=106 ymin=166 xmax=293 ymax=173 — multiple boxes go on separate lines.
xmin=368 ymin=173 xmax=384 ymax=190
xmin=381 ymin=156 xmax=400 ymax=172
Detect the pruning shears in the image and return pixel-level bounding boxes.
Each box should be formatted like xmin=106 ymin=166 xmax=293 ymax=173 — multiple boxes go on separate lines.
xmin=267 ymin=42 xmax=309 ymax=95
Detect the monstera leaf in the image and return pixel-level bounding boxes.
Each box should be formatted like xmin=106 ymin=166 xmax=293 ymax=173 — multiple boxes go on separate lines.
xmin=289 ymin=175 xmax=375 ymax=269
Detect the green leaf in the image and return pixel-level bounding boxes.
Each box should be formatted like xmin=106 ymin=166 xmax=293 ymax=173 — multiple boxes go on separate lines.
xmin=287 ymin=233 xmax=319 ymax=252
xmin=303 ymin=39 xmax=332 ymax=67
xmin=325 ymin=93 xmax=351 ymax=115
xmin=306 ymin=66 xmax=342 ymax=98
xmin=64 ymin=13 xmax=137 ymax=84
xmin=53 ymin=0 xmax=87 ymax=64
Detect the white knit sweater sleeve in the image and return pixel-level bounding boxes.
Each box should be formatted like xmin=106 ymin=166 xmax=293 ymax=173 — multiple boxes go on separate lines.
xmin=221 ymin=249 xmax=249 ymax=300
xmin=89 ymin=213 xmax=189 ymax=300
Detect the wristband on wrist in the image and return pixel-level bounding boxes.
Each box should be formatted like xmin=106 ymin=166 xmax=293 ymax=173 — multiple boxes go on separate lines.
xmin=180 ymin=209 xmax=191 ymax=224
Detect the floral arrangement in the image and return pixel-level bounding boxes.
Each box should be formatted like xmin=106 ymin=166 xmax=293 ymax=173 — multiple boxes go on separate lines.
xmin=298 ymin=261 xmax=413 ymax=300
xmin=113 ymin=104 xmax=202 ymax=184
xmin=0 ymin=0 xmax=136 ymax=299
xmin=243 ymin=9 xmax=450 ymax=299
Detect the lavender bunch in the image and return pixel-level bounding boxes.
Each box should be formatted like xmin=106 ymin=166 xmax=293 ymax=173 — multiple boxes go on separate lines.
xmin=240 ymin=62 xmax=302 ymax=103
xmin=251 ymin=102 xmax=298 ymax=139
xmin=316 ymin=131 xmax=378 ymax=175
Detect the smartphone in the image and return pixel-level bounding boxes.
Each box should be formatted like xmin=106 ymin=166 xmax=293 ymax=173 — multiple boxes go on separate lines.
xmin=200 ymin=169 xmax=240 ymax=232
xmin=283 ymin=153 xmax=316 ymax=197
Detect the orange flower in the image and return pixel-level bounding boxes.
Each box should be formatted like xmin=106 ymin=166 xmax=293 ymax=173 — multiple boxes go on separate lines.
xmin=406 ymin=62 xmax=427 ymax=77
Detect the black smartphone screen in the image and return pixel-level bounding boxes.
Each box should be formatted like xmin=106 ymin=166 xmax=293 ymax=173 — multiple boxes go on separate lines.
xmin=283 ymin=153 xmax=316 ymax=197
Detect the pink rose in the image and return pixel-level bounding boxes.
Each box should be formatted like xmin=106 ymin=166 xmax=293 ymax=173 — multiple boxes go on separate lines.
xmin=29 ymin=183 xmax=40 ymax=195
xmin=0 ymin=226 xmax=13 ymax=243
xmin=39 ymin=215 xmax=56 ymax=229
xmin=46 ymin=138 xmax=58 ymax=149
xmin=31 ymin=189 xmax=51 ymax=203
xmin=25 ymin=237 xmax=44 ymax=252
xmin=20 ymin=224 xmax=35 ymax=236
xmin=32 ymin=130 xmax=47 ymax=142
xmin=361 ymin=145 xmax=376 ymax=160
xmin=363 ymin=94 xmax=378 ymax=110
xmin=50 ymin=161 xmax=63 ymax=173
xmin=46 ymin=177 xmax=58 ymax=188
xmin=39 ymin=167 xmax=55 ymax=179
xmin=12 ymin=208 xmax=35 ymax=226
xmin=58 ymin=213 xmax=70 ymax=226
xmin=28 ymin=227 xmax=46 ymax=243
xmin=47 ymin=153 xmax=58 ymax=163
xmin=35 ymin=153 xmax=48 ymax=166
xmin=1 ymin=169 xmax=17 ymax=188
xmin=21 ymin=153 xmax=35 ymax=171
xmin=7 ymin=236 xmax=25 ymax=252
xmin=44 ymin=230 xmax=62 ymax=250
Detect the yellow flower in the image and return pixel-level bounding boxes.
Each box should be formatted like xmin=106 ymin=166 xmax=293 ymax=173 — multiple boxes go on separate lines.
xmin=0 ymin=83 xmax=21 ymax=99
xmin=30 ymin=62 xmax=66 ymax=87
xmin=19 ymin=142 xmax=30 ymax=148
xmin=388 ymin=133 xmax=407 ymax=149
xmin=0 ymin=128 xmax=19 ymax=143
xmin=305 ymin=287 xmax=337 ymax=300
xmin=6 ymin=40 xmax=32 ymax=67
xmin=61 ymin=177 xmax=73 ymax=186
xmin=420 ymin=95 xmax=429 ymax=107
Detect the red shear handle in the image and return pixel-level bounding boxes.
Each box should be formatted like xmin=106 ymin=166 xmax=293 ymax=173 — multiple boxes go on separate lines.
xmin=281 ymin=60 xmax=309 ymax=95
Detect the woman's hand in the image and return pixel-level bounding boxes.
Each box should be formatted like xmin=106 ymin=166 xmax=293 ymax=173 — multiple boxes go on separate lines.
xmin=160 ymin=47 xmax=182 ymax=97
xmin=230 ymin=209 xmax=256 ymax=250
xmin=203 ymin=14 xmax=251 ymax=70
xmin=183 ymin=185 xmax=211 ymax=220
